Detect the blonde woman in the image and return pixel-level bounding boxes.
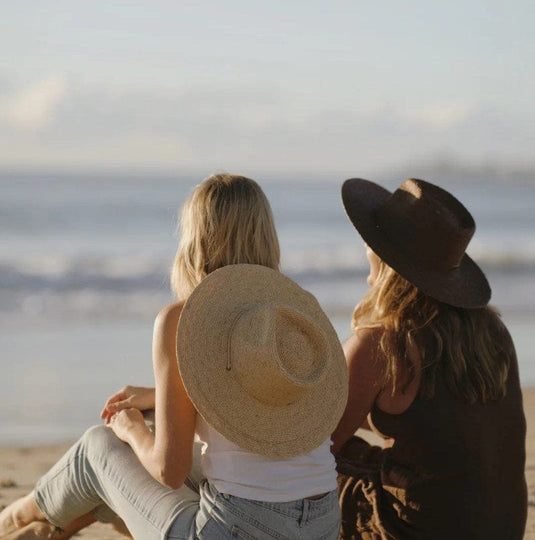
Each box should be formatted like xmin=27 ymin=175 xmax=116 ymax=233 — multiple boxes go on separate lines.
xmin=0 ymin=174 xmax=347 ymax=540
xmin=331 ymin=178 xmax=527 ymax=539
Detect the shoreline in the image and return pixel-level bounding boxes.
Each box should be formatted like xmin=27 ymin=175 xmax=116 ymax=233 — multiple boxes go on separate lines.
xmin=2 ymin=387 xmax=534 ymax=539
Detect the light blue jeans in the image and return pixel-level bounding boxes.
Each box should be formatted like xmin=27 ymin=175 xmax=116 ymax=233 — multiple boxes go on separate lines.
xmin=34 ymin=425 xmax=340 ymax=539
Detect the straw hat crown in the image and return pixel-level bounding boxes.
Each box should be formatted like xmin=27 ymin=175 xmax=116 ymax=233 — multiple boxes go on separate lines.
xmin=342 ymin=178 xmax=491 ymax=308
xmin=177 ymin=264 xmax=348 ymax=458
xmin=230 ymin=305 xmax=328 ymax=407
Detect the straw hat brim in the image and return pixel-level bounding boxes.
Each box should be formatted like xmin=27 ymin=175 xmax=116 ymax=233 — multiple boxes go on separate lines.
xmin=342 ymin=178 xmax=491 ymax=308
xmin=176 ymin=264 xmax=348 ymax=459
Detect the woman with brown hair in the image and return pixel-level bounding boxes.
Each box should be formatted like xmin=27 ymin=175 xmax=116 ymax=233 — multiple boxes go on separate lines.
xmin=332 ymin=178 xmax=527 ymax=539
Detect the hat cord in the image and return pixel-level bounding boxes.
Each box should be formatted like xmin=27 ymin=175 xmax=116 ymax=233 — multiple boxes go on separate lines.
xmin=226 ymin=310 xmax=245 ymax=371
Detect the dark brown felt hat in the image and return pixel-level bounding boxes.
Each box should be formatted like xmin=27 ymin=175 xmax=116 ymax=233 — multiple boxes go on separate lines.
xmin=341 ymin=178 xmax=491 ymax=308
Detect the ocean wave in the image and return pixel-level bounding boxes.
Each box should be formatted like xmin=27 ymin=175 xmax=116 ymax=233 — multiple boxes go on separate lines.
xmin=0 ymin=257 xmax=170 ymax=293
xmin=1 ymin=249 xmax=534 ymax=295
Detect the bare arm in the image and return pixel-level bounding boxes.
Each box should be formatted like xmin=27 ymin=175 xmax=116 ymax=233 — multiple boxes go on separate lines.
xmin=108 ymin=302 xmax=196 ymax=488
xmin=330 ymin=328 xmax=385 ymax=454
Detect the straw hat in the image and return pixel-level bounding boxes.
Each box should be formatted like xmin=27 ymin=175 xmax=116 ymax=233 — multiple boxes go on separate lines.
xmin=341 ymin=178 xmax=491 ymax=308
xmin=176 ymin=264 xmax=348 ymax=458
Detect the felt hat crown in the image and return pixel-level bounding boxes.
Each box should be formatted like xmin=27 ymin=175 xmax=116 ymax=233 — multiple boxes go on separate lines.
xmin=342 ymin=178 xmax=491 ymax=308
xmin=176 ymin=264 xmax=348 ymax=458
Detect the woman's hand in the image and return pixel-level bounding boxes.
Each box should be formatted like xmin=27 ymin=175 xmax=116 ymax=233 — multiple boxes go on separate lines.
xmin=107 ymin=408 xmax=146 ymax=444
xmin=100 ymin=385 xmax=155 ymax=423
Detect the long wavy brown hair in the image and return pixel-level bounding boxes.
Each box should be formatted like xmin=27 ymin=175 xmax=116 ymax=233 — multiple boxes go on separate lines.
xmin=353 ymin=259 xmax=512 ymax=402
xmin=171 ymin=174 xmax=280 ymax=299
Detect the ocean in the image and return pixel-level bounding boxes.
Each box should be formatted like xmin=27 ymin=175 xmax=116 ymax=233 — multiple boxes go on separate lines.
xmin=1 ymin=171 xmax=534 ymax=445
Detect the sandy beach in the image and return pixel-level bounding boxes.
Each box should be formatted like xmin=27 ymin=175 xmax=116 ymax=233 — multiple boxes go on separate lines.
xmin=1 ymin=388 xmax=534 ymax=539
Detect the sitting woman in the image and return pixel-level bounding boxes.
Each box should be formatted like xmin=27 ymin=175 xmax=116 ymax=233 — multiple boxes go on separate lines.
xmin=0 ymin=174 xmax=348 ymax=540
xmin=331 ymin=178 xmax=527 ymax=539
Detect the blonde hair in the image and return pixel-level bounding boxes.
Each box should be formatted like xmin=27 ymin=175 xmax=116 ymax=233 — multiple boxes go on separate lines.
xmin=171 ymin=174 xmax=280 ymax=299
xmin=353 ymin=259 xmax=511 ymax=403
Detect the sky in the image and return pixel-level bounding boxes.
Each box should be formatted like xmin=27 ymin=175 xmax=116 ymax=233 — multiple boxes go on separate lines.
xmin=1 ymin=0 xmax=534 ymax=177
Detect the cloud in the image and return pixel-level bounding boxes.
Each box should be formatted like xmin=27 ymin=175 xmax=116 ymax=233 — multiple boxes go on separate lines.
xmin=2 ymin=76 xmax=66 ymax=131
xmin=0 ymin=77 xmax=533 ymax=174
xmin=405 ymin=103 xmax=473 ymax=128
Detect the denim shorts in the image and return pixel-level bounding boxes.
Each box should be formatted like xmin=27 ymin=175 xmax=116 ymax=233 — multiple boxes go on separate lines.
xmin=166 ymin=480 xmax=340 ymax=539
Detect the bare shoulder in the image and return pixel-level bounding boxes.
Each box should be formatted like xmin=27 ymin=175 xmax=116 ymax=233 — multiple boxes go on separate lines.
xmin=154 ymin=302 xmax=186 ymax=332
xmin=152 ymin=302 xmax=187 ymax=367
xmin=344 ymin=327 xmax=384 ymax=362
xmin=344 ymin=327 xmax=386 ymax=381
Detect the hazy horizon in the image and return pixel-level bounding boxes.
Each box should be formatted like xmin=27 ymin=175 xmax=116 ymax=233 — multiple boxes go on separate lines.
xmin=1 ymin=157 xmax=534 ymax=186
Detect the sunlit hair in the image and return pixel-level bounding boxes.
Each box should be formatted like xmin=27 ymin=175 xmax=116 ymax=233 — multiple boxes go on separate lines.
xmin=352 ymin=258 xmax=511 ymax=403
xmin=171 ymin=174 xmax=280 ymax=299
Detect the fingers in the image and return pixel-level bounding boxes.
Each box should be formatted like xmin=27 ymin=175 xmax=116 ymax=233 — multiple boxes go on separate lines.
xmin=100 ymin=385 xmax=153 ymax=424
xmin=109 ymin=398 xmax=132 ymax=412
xmin=101 ymin=400 xmax=131 ymax=424
xmin=100 ymin=390 xmax=129 ymax=419
xmin=106 ymin=408 xmax=123 ymax=426
xmin=106 ymin=408 xmax=139 ymax=435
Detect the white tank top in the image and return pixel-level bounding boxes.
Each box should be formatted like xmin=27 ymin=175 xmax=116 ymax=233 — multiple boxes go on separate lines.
xmin=195 ymin=416 xmax=337 ymax=502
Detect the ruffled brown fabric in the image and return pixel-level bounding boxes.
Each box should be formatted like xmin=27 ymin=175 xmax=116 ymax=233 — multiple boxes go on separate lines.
xmin=336 ymin=437 xmax=388 ymax=539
